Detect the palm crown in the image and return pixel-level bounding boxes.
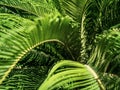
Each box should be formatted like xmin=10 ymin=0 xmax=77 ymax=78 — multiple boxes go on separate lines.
xmin=0 ymin=0 xmax=120 ymax=90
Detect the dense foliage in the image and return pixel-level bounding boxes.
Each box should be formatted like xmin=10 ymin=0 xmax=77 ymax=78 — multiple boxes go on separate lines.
xmin=0 ymin=0 xmax=120 ymax=90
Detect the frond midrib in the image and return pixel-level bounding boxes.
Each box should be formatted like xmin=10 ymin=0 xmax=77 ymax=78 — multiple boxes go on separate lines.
xmin=0 ymin=39 xmax=64 ymax=85
xmin=0 ymin=3 xmax=54 ymax=16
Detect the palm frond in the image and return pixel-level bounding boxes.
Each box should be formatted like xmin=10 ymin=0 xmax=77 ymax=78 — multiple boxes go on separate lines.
xmin=86 ymin=0 xmax=120 ymax=42
xmin=78 ymin=0 xmax=120 ymax=62
xmin=0 ymin=13 xmax=33 ymax=32
xmin=88 ymin=26 xmax=120 ymax=74
xmin=96 ymin=0 xmax=120 ymax=29
xmin=0 ymin=0 xmax=56 ymax=17
xmin=39 ymin=60 xmax=103 ymax=90
xmin=53 ymin=0 xmax=93 ymax=62
xmin=54 ymin=0 xmax=91 ymax=22
xmin=19 ymin=42 xmax=67 ymax=67
xmin=0 ymin=13 xmax=77 ymax=85
xmin=87 ymin=25 xmax=120 ymax=89
xmin=1 ymin=42 xmax=74 ymax=89
xmin=0 ymin=66 xmax=48 ymax=89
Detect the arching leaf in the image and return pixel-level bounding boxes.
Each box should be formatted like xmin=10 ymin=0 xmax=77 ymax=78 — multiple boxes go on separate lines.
xmin=0 ymin=13 xmax=76 ymax=85
xmin=0 ymin=13 xmax=33 ymax=32
xmin=53 ymin=0 xmax=90 ymax=22
xmin=88 ymin=27 xmax=120 ymax=73
xmin=0 ymin=0 xmax=56 ymax=16
xmin=39 ymin=60 xmax=104 ymax=90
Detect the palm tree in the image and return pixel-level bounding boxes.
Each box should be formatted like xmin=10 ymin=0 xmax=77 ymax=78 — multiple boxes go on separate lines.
xmin=0 ymin=0 xmax=120 ymax=89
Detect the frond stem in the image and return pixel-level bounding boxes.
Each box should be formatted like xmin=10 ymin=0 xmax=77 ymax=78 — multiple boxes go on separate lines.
xmin=85 ymin=65 xmax=105 ymax=90
xmin=0 ymin=39 xmax=64 ymax=85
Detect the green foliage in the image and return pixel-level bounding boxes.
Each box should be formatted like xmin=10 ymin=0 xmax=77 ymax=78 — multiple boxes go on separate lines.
xmin=89 ymin=27 xmax=120 ymax=72
xmin=88 ymin=27 xmax=120 ymax=89
xmin=0 ymin=13 xmax=76 ymax=84
xmin=0 ymin=13 xmax=33 ymax=32
xmin=0 ymin=0 xmax=120 ymax=90
xmin=0 ymin=0 xmax=56 ymax=17
xmin=39 ymin=60 xmax=101 ymax=90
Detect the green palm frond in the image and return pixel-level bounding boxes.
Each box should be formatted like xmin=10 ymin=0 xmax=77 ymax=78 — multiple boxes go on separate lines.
xmin=0 ymin=13 xmax=77 ymax=85
xmin=78 ymin=0 xmax=120 ymax=60
xmin=19 ymin=42 xmax=67 ymax=67
xmin=0 ymin=0 xmax=56 ymax=17
xmin=87 ymin=26 xmax=120 ymax=89
xmin=53 ymin=0 xmax=92 ymax=62
xmin=39 ymin=60 xmax=103 ymax=90
xmin=0 ymin=13 xmax=33 ymax=32
xmin=53 ymin=0 xmax=90 ymax=22
xmin=87 ymin=0 xmax=120 ymax=33
xmin=1 ymin=42 xmax=72 ymax=89
xmin=0 ymin=74 xmax=36 ymax=89
xmin=88 ymin=26 xmax=120 ymax=74
xmin=95 ymin=0 xmax=120 ymax=29
xmin=0 ymin=66 xmax=48 ymax=89
xmin=0 ymin=0 xmax=120 ymax=89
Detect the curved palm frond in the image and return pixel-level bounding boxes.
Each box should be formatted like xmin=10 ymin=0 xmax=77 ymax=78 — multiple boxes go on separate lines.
xmin=0 ymin=42 xmax=73 ymax=89
xmin=0 ymin=13 xmax=33 ymax=32
xmin=88 ymin=25 xmax=120 ymax=90
xmin=0 ymin=0 xmax=56 ymax=17
xmin=53 ymin=0 xmax=90 ymax=22
xmin=86 ymin=0 xmax=120 ymax=44
xmin=39 ymin=60 xmax=104 ymax=90
xmin=0 ymin=13 xmax=76 ymax=85
xmin=18 ymin=42 xmax=69 ymax=69
xmin=53 ymin=0 xmax=93 ymax=62
xmin=88 ymin=26 xmax=120 ymax=73
xmin=87 ymin=23 xmax=120 ymax=89
xmin=0 ymin=66 xmax=48 ymax=90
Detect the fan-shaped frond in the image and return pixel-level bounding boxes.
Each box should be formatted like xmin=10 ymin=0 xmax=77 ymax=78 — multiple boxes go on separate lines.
xmin=39 ymin=60 xmax=104 ymax=90
xmin=88 ymin=26 xmax=120 ymax=74
xmin=53 ymin=0 xmax=93 ymax=62
xmin=0 ymin=13 xmax=77 ymax=85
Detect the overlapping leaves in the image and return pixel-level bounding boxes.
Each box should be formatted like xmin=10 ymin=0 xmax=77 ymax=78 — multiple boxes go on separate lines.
xmin=88 ymin=26 xmax=120 ymax=89
xmin=88 ymin=27 xmax=120 ymax=73
xmin=39 ymin=60 xmax=101 ymax=90
xmin=0 ymin=0 xmax=56 ymax=17
xmin=53 ymin=0 xmax=89 ymax=22
xmin=0 ymin=13 xmax=33 ymax=32
xmin=0 ymin=13 xmax=75 ymax=85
